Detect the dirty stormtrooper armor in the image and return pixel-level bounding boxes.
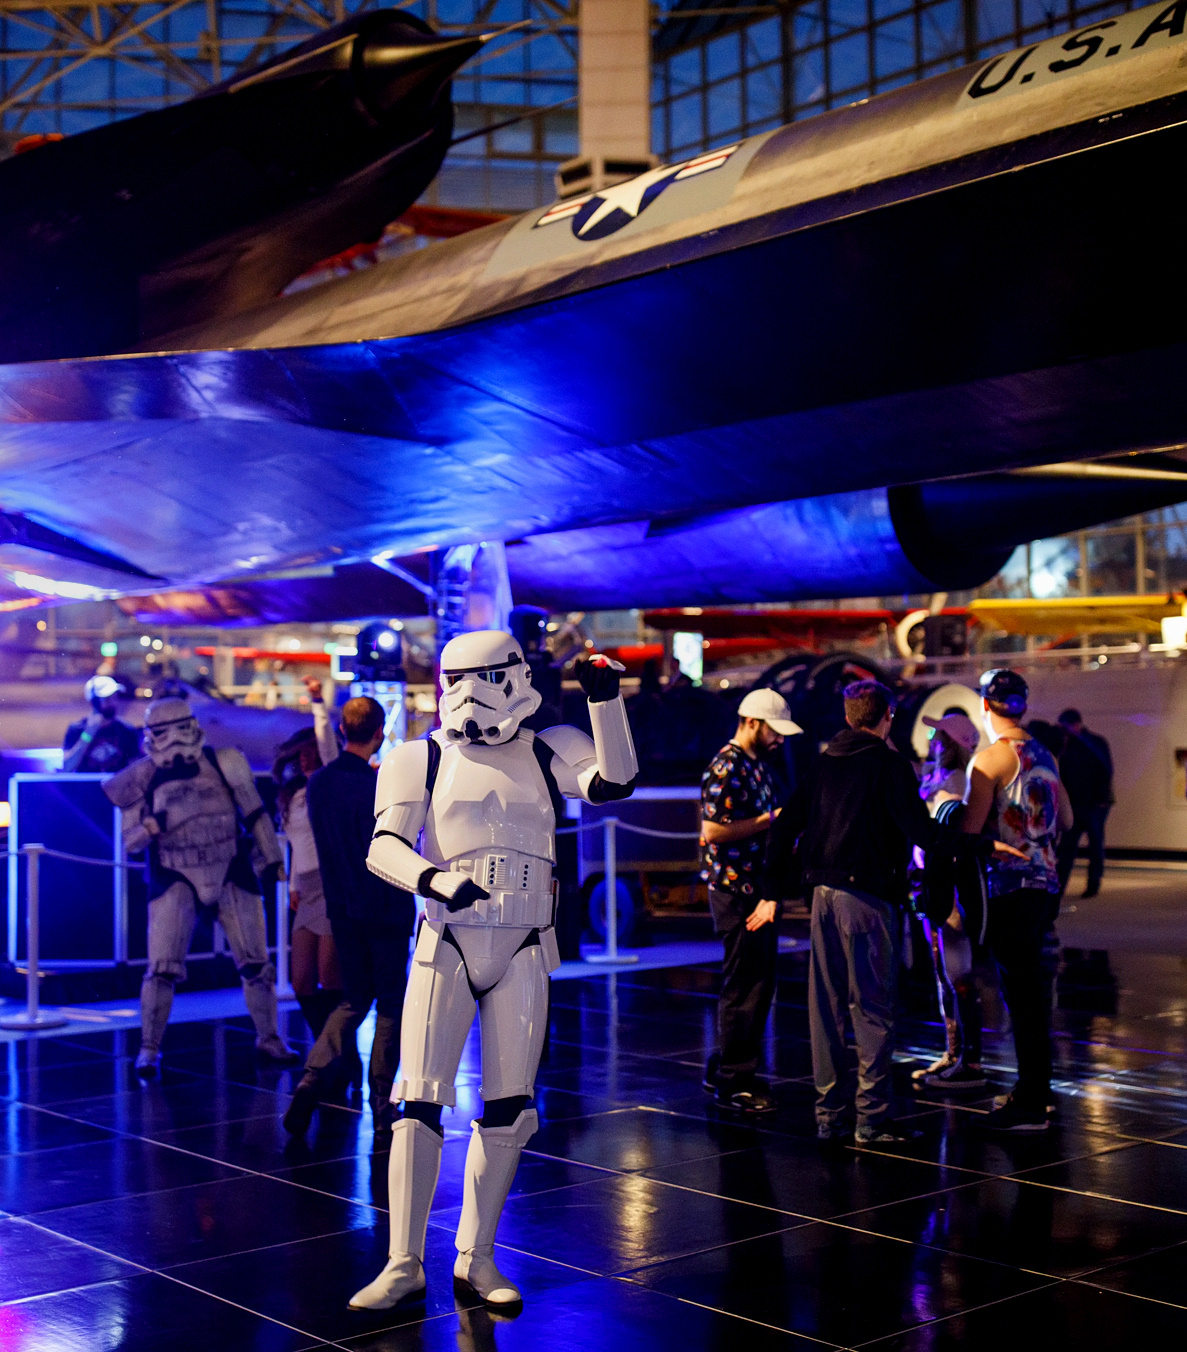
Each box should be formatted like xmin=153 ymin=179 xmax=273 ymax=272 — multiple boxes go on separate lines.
xmin=349 ymin=630 xmax=637 ymax=1312
xmin=103 ymin=697 xmax=293 ymax=1075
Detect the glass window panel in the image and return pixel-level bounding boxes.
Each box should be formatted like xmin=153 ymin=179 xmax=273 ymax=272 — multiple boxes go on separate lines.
xmin=491 ymin=119 xmax=533 ymax=154
xmin=875 ymin=68 xmax=917 ymax=90
xmin=980 ymin=545 xmax=1030 ymax=598
xmin=974 ymin=0 xmax=1016 ymax=43
xmin=669 ymin=47 xmax=702 ymax=93
xmin=746 ymin=16 xmax=783 ymax=63
xmin=707 ymin=77 xmax=743 ymax=137
xmin=794 ymin=3 xmax=826 ymax=46
xmin=875 ymin=15 xmax=916 ymax=76
xmin=794 ymin=99 xmax=826 ymax=119
xmin=830 ymin=0 xmax=869 ymax=35
xmin=652 ymin=105 xmax=667 ymax=155
xmin=668 ymin=92 xmax=703 ymax=149
xmin=921 ymin=0 xmax=965 ymax=60
xmin=830 ymin=30 xmax=871 ymax=91
xmin=873 ymin=0 xmax=911 ymax=16
xmin=543 ymin=111 xmax=578 ymax=157
xmin=1021 ymin=0 xmax=1067 ymax=31
xmin=793 ymin=48 xmax=827 ymax=104
xmin=746 ymin=65 xmax=783 ymax=123
xmin=707 ymin=31 xmax=741 ymax=81
xmin=1087 ymin=530 xmax=1136 ymax=595
xmin=1030 ymin=537 xmax=1081 ymax=598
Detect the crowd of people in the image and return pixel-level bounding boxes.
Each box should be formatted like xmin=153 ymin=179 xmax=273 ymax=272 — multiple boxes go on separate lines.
xmin=59 ymin=654 xmax=1114 ymax=1149
xmin=699 ymin=668 xmax=1114 ymax=1138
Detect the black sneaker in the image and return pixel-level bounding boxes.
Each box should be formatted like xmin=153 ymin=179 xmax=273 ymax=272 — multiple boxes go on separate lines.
xmin=283 ymin=1082 xmax=319 ymax=1136
xmin=854 ymin=1122 xmax=922 ymax=1145
xmin=919 ymin=1062 xmax=987 ymax=1091
xmin=982 ymin=1096 xmax=1049 ymax=1133
xmin=702 ymin=1051 xmax=721 ymax=1095
xmin=911 ymin=1053 xmax=957 ymax=1083
xmin=715 ymin=1088 xmax=777 ymax=1116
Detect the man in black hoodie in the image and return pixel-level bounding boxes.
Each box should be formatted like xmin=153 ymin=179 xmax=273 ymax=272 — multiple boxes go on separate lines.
xmin=764 ymin=680 xmax=1015 ymax=1144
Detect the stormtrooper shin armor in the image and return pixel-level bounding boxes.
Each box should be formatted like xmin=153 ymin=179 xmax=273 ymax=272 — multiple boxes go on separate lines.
xmin=104 ymin=698 xmax=289 ymax=1067
xmin=349 ymin=631 xmax=637 ymax=1310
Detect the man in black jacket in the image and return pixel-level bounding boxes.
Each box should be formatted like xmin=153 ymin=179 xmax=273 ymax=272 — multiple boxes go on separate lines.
xmin=764 ymin=680 xmax=1012 ymax=1144
xmin=284 ymin=696 xmax=416 ymax=1139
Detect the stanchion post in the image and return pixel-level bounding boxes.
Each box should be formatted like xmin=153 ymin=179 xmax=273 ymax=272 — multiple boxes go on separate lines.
xmin=1 ymin=844 xmax=67 ymax=1031
xmin=585 ymin=817 xmax=638 ymax=966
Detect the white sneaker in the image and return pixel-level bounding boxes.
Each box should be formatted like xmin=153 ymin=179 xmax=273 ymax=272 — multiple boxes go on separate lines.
xmin=455 ymin=1247 xmax=522 ymax=1305
xmin=348 ymin=1254 xmax=426 ymax=1310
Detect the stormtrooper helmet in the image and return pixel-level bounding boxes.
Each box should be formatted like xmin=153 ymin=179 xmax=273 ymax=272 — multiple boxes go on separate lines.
xmin=143 ymin=696 xmax=205 ymax=767
xmin=439 ymin=630 xmax=541 ymax=746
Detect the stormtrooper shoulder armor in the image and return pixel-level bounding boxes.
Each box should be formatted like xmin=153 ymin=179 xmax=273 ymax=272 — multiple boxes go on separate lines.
xmin=103 ymin=756 xmax=154 ymax=809
xmin=375 ymin=737 xmax=433 ymax=814
xmin=213 ymin=745 xmax=254 ymax=790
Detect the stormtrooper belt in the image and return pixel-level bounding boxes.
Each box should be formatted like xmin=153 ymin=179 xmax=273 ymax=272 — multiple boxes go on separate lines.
xmin=423 ymin=849 xmax=556 ymax=927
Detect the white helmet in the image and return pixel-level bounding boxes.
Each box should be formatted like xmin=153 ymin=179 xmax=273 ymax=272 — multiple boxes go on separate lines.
xmin=439 ymin=630 xmax=541 ymax=746
xmin=143 ymin=696 xmax=205 ymax=767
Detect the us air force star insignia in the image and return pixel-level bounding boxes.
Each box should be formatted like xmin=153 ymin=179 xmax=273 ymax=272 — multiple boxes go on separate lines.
xmin=534 ymin=143 xmax=741 ymax=240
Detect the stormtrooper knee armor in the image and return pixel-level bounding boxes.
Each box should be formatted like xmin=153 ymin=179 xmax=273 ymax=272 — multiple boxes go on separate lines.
xmin=349 ymin=630 xmax=637 ymax=1311
xmin=105 ymin=697 xmax=296 ymax=1075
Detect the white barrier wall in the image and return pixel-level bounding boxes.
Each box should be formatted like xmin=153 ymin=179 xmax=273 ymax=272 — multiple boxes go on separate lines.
xmin=1009 ymin=663 xmax=1187 ymax=854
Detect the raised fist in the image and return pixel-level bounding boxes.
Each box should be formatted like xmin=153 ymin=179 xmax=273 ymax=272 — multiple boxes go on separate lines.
xmin=575 ymin=654 xmax=625 ymax=704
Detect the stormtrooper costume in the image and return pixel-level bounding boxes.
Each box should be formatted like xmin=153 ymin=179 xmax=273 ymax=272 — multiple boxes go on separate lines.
xmin=349 ymin=630 xmax=637 ymax=1312
xmin=103 ymin=698 xmax=298 ymax=1077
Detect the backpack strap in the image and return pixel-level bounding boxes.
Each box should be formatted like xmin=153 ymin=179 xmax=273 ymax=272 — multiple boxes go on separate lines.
xmin=530 ymin=732 xmax=567 ymax=823
xmin=424 ymin=734 xmax=442 ymax=803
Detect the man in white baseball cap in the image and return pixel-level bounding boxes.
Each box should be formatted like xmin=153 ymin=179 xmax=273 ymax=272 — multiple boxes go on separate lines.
xmin=737 ymin=687 xmax=804 ymax=737
xmin=700 ymin=686 xmax=801 ymax=1115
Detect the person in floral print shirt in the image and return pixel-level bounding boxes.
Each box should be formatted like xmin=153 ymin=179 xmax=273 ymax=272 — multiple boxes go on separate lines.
xmin=700 ymin=688 xmax=800 ymax=1115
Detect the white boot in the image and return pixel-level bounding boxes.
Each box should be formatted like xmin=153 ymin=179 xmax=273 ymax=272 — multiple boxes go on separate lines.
xmin=242 ymin=971 xmax=299 ymax=1064
xmin=453 ymin=1109 xmax=537 ymax=1305
xmin=349 ymin=1117 xmax=442 ymax=1310
xmin=137 ymin=974 xmax=174 ymax=1077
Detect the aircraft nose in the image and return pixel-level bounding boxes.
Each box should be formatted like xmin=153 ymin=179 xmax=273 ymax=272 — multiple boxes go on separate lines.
xmin=356 ymin=24 xmax=483 ymax=120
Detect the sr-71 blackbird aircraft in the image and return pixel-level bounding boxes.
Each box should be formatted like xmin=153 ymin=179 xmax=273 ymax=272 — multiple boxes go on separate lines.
xmin=3 ymin=0 xmax=1187 ymax=618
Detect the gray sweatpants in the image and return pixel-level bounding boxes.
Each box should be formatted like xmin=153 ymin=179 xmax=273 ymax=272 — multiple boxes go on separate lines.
xmin=808 ymin=884 xmax=898 ymax=1131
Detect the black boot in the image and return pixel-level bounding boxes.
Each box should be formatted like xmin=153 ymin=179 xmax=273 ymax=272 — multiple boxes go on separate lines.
xmin=296 ymin=994 xmax=327 ymax=1041
xmin=283 ymin=1073 xmax=320 ymax=1136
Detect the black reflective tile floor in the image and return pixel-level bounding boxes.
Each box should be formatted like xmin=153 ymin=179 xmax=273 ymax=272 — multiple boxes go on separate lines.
xmin=5 ymin=901 xmax=1187 ymax=1350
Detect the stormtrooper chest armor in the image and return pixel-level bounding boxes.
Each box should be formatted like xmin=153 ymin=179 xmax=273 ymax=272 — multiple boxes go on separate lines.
xmin=420 ymin=736 xmax=556 ymax=928
xmin=151 ymin=759 xmax=237 ymax=901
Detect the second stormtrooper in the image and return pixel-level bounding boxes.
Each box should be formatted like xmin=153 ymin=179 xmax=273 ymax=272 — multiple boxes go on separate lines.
xmin=104 ymin=697 xmax=299 ymax=1076
xmin=349 ymin=629 xmax=637 ymax=1312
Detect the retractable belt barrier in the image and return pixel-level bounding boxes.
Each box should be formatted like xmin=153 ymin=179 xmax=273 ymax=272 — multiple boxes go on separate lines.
xmin=1 ymin=843 xmax=145 ymax=1032
xmin=556 ymin=818 xmax=702 ymax=965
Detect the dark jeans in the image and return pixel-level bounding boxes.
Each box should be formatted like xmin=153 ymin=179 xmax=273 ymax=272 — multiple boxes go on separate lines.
xmin=986 ymin=888 xmax=1058 ymax=1112
xmin=304 ymin=910 xmax=411 ymax=1120
xmin=1056 ymin=804 xmax=1110 ymax=895
xmin=808 ymin=885 xmax=898 ymax=1130
xmin=709 ymin=887 xmax=778 ymax=1093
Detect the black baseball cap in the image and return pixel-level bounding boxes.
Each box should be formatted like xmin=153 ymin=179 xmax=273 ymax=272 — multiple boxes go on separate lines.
xmin=979 ymin=667 xmax=1028 ymax=715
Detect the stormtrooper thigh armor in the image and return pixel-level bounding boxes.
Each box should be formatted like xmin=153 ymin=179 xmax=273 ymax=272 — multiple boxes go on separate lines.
xmin=351 ymin=631 xmax=638 ymax=1311
xmin=141 ymin=881 xmax=278 ymax=1054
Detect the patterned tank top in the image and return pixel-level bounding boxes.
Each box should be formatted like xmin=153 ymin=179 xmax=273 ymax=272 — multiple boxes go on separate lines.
xmin=974 ymin=736 xmax=1061 ymax=897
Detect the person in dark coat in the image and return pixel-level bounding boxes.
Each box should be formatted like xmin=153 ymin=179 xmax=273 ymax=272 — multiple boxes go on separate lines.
xmin=764 ymin=680 xmax=1017 ymax=1145
xmin=283 ymin=696 xmax=415 ymax=1139
xmin=1055 ymin=708 xmax=1114 ymax=899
